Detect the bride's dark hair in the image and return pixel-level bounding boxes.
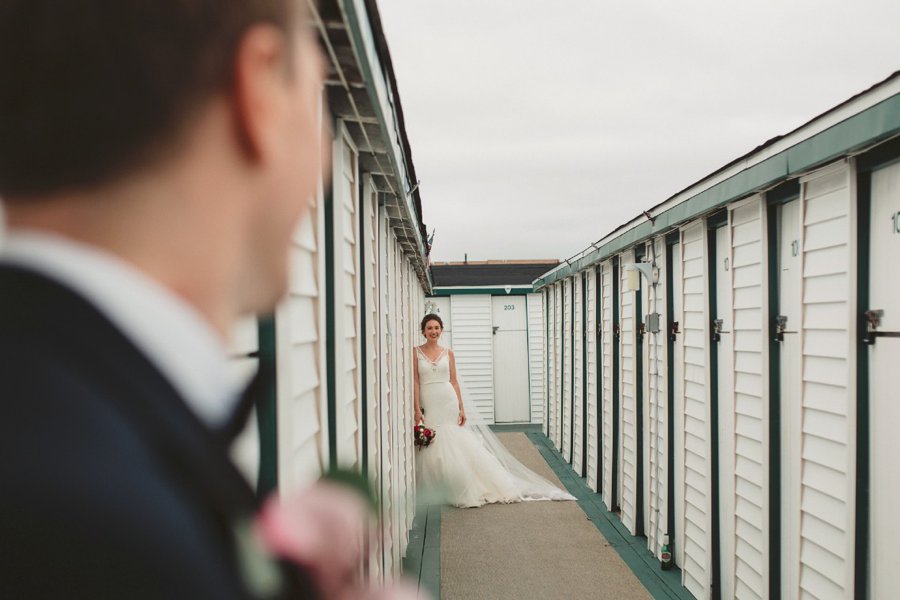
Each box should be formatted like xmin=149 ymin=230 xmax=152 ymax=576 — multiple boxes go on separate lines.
xmin=420 ymin=313 xmax=443 ymax=332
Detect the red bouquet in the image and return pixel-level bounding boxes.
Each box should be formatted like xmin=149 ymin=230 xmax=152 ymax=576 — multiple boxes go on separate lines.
xmin=414 ymin=423 xmax=436 ymax=449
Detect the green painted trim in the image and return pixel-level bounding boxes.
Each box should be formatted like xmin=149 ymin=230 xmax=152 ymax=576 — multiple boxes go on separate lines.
xmin=527 ymin=432 xmax=694 ymax=600
xmin=664 ymin=240 xmax=676 ymax=546
xmin=765 ymin=199 xmax=784 ymax=598
xmin=256 ymin=316 xmax=278 ymax=496
xmin=634 ymin=266 xmax=645 ymax=538
xmin=545 ymin=289 xmax=551 ymax=437
xmin=489 ymin=423 xmax=543 ymax=433
xmin=535 ymin=93 xmax=900 ymax=289
xmin=707 ymin=222 xmax=722 ymax=599
xmin=560 ymin=282 xmax=566 ymax=453
xmin=611 ymin=259 xmax=621 ymax=510
xmin=324 ymin=185 xmax=338 ymax=467
xmin=853 ymin=168 xmax=872 ymax=600
xmin=429 ymin=287 xmax=532 ymax=296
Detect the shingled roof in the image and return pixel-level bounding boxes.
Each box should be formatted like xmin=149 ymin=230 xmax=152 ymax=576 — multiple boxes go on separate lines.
xmin=430 ymin=260 xmax=560 ymax=287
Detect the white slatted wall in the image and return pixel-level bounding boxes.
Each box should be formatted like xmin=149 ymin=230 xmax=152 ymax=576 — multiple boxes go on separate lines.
xmin=620 ymin=248 xmax=639 ymax=535
xmin=334 ymin=128 xmax=362 ymax=470
xmin=586 ymin=268 xmax=600 ymax=492
xmin=554 ymin=283 xmax=564 ymax=451
xmin=276 ymin=184 xmax=328 ymax=491
xmin=563 ymin=278 xmax=573 ymax=461
xmin=362 ymin=180 xmax=382 ymax=583
xmin=728 ymin=196 xmax=769 ymax=599
xmin=646 ymin=237 xmax=669 ymax=558
xmin=573 ymin=274 xmax=585 ymax=474
xmin=680 ymin=221 xmax=712 ymax=600
xmin=450 ymin=294 xmax=495 ymax=424
xmin=527 ymin=293 xmax=545 ymax=424
xmin=546 ymin=288 xmax=556 ymax=440
xmin=601 ymin=261 xmax=616 ymax=510
xmin=795 ymin=162 xmax=856 ymax=600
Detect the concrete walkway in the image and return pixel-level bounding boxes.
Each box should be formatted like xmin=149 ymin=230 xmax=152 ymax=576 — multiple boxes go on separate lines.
xmin=404 ymin=428 xmax=692 ymax=600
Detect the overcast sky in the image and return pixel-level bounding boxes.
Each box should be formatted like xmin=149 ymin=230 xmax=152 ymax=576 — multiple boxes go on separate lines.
xmin=377 ymin=0 xmax=900 ymax=262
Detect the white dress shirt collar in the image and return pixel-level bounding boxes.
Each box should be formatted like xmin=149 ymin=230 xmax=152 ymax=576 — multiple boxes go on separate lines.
xmin=1 ymin=230 xmax=242 ymax=427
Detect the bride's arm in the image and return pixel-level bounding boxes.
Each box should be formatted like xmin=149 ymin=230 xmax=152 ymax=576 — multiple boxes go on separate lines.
xmin=448 ymin=350 xmax=467 ymax=426
xmin=413 ymin=349 xmax=424 ymax=424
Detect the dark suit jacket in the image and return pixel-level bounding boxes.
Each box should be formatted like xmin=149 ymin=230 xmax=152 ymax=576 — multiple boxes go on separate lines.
xmin=0 ymin=266 xmax=315 ymax=599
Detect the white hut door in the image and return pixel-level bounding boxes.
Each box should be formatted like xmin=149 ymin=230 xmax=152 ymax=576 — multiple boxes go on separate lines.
xmin=869 ymin=160 xmax=900 ymax=600
xmin=714 ymin=225 xmax=737 ymax=599
xmin=671 ymin=242 xmax=686 ymax=569
xmin=492 ymin=296 xmax=530 ymax=423
xmin=777 ymin=198 xmax=802 ymax=600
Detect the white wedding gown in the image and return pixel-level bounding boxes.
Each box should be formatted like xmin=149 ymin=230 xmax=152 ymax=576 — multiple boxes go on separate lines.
xmin=414 ymin=347 xmax=575 ymax=508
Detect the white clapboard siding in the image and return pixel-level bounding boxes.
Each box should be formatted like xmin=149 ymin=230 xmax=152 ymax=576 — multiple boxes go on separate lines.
xmin=586 ymin=268 xmax=600 ymax=492
xmin=554 ymin=283 xmax=564 ymax=451
xmin=276 ymin=184 xmax=328 ymax=492
xmin=362 ymin=180 xmax=382 ymax=583
xmin=620 ymin=248 xmax=639 ymax=535
xmin=727 ymin=196 xmax=769 ymax=599
xmin=795 ymin=162 xmax=856 ymax=600
xmin=527 ymin=293 xmax=545 ymax=424
xmin=680 ymin=221 xmax=712 ymax=600
xmin=601 ymin=261 xmax=616 ymax=510
xmin=573 ymin=274 xmax=585 ymax=474
xmin=646 ymin=237 xmax=669 ymax=559
xmin=563 ymin=277 xmax=574 ymax=462
xmin=545 ymin=288 xmax=555 ymax=439
xmin=450 ymin=294 xmax=495 ymax=424
xmin=333 ymin=127 xmax=362 ymax=470
xmin=394 ymin=235 xmax=410 ymax=559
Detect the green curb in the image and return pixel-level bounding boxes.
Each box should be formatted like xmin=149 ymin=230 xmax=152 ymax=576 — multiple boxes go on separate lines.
xmin=402 ymin=503 xmax=441 ymax=599
xmin=526 ymin=432 xmax=694 ymax=600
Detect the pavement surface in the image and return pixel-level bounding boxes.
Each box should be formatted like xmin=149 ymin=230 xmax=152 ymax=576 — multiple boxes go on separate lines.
xmin=439 ymin=432 xmax=653 ymax=600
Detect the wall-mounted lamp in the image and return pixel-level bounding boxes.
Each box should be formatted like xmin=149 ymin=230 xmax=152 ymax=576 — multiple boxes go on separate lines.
xmin=623 ymin=262 xmax=659 ymax=291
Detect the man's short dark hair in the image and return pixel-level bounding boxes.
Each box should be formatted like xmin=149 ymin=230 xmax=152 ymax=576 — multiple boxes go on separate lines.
xmin=0 ymin=0 xmax=295 ymax=199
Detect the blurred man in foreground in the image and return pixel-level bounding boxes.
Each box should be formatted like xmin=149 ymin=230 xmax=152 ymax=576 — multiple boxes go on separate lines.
xmin=0 ymin=1 xmax=354 ymax=597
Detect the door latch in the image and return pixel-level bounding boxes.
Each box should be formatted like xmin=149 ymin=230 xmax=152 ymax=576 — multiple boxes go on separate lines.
xmin=669 ymin=321 xmax=679 ymax=342
xmin=775 ymin=315 xmax=788 ymax=342
xmin=861 ymin=309 xmax=900 ymax=345
xmin=712 ymin=319 xmax=729 ymax=343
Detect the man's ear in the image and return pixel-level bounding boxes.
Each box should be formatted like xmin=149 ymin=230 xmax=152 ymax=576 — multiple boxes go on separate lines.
xmin=231 ymin=24 xmax=290 ymax=162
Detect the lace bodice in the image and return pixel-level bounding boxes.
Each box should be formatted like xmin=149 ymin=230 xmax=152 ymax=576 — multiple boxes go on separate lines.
xmin=416 ymin=346 xmax=450 ymax=385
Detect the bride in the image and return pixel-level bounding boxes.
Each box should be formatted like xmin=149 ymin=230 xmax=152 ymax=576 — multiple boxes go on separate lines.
xmin=413 ymin=313 xmax=575 ymax=508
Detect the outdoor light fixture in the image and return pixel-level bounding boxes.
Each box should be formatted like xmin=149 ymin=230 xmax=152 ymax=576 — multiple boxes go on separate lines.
xmin=623 ymin=262 xmax=659 ymax=291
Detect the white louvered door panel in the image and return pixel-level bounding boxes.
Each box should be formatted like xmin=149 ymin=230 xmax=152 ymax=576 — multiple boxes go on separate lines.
xmin=586 ymin=269 xmax=600 ymax=491
xmin=333 ymin=128 xmax=362 ymax=470
xmin=362 ymin=182 xmax=382 ymax=584
xmin=868 ymin=160 xmax=900 ymax=600
xmin=680 ymin=221 xmax=712 ymax=600
xmin=671 ymin=243 xmax=686 ymax=570
xmin=601 ymin=261 xmax=616 ymax=510
xmin=276 ymin=184 xmax=327 ymax=491
xmin=450 ymin=294 xmax=495 ymax=424
xmin=620 ymin=248 xmax=639 ymax=535
xmin=546 ymin=289 xmax=556 ymax=439
xmin=527 ymin=293 xmax=545 ymax=425
xmin=728 ymin=196 xmax=769 ymax=600
xmin=377 ymin=208 xmax=394 ymax=581
xmin=563 ymin=278 xmax=574 ymax=462
xmin=573 ymin=273 xmax=585 ymax=474
xmin=714 ymin=224 xmax=737 ymax=600
xmin=646 ymin=237 xmax=669 ymax=559
xmin=796 ymin=162 xmax=856 ymax=600
xmin=554 ymin=284 xmax=563 ymax=450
